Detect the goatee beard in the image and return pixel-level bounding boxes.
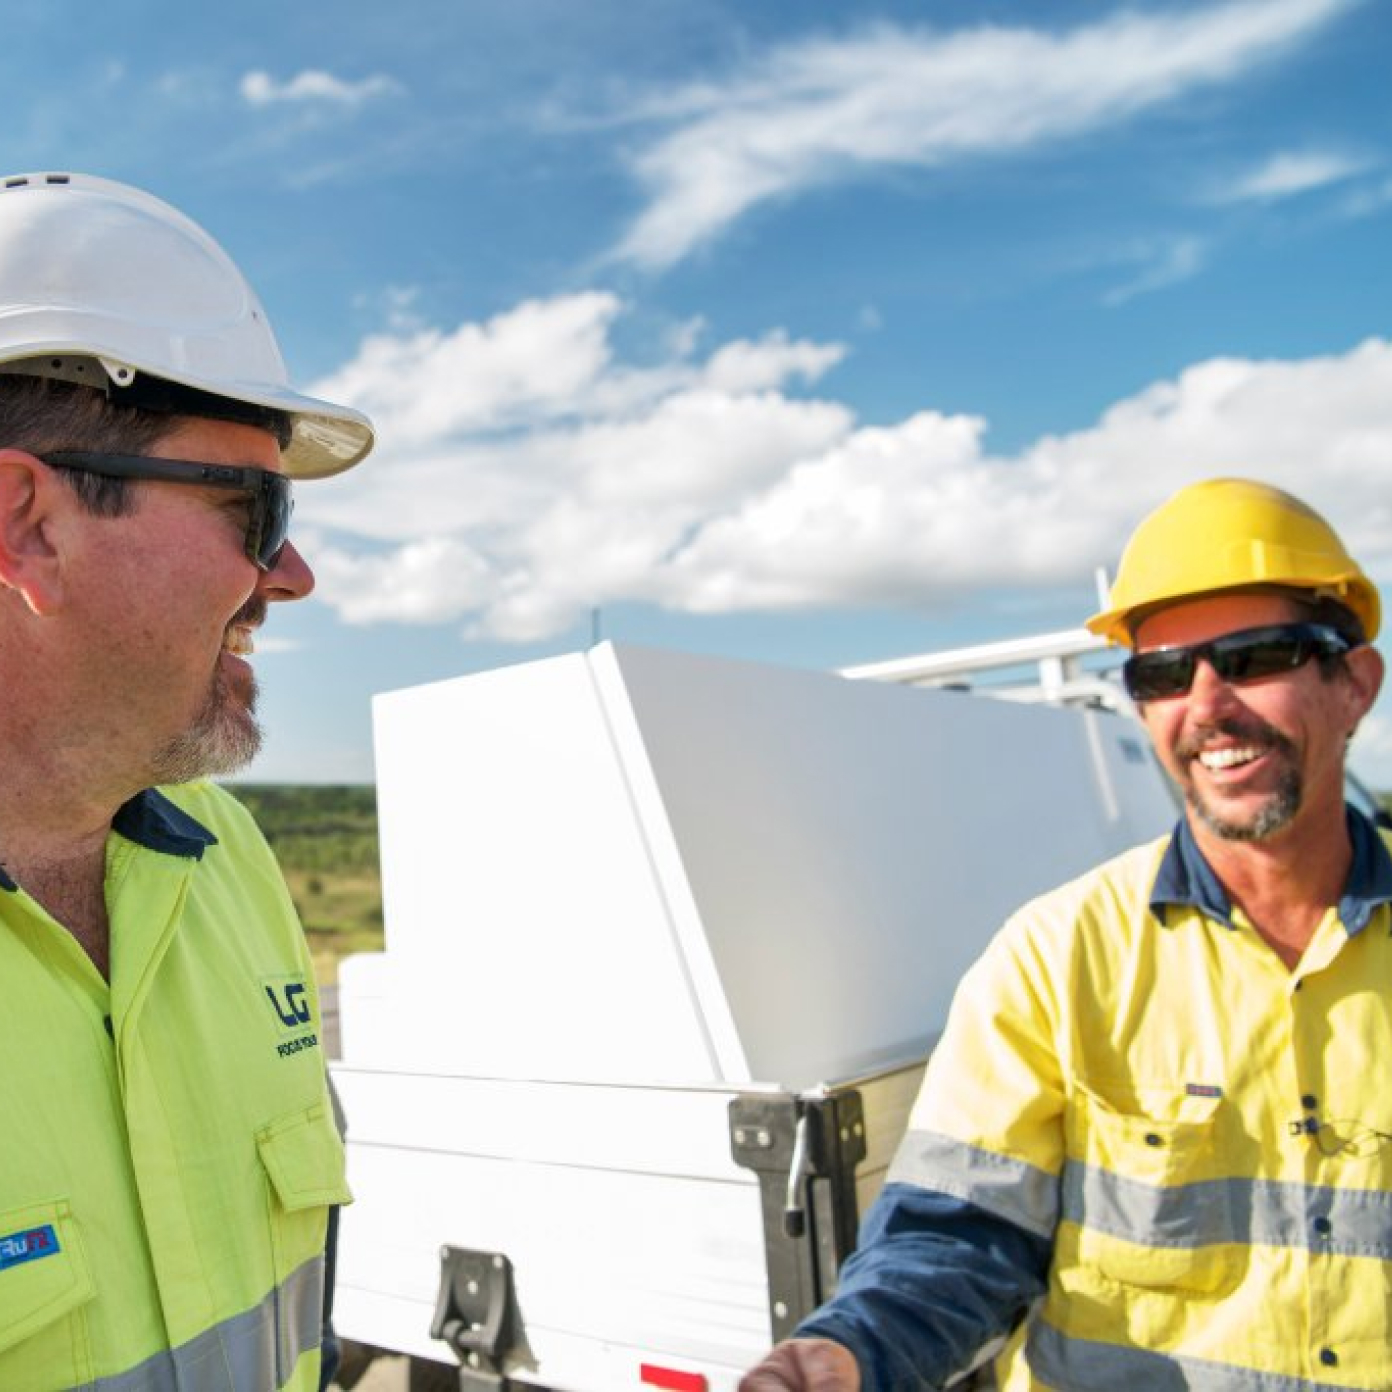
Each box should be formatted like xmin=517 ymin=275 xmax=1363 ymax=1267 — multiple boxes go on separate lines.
xmin=150 ymin=600 xmax=266 ymax=784
xmin=1176 ymin=715 xmax=1303 ymax=843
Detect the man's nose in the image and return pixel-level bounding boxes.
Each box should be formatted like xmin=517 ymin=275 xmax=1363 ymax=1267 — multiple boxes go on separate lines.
xmin=259 ymin=539 xmax=315 ymax=602
xmin=1184 ymin=656 xmax=1240 ymax=717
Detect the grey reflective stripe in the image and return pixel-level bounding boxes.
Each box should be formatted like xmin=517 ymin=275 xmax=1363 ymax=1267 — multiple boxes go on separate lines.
xmin=74 ymin=1254 xmax=323 ymax=1392
xmin=1027 ymin=1321 xmax=1366 ymax=1392
xmin=888 ymin=1128 xmax=1059 ymax=1239
xmin=890 ymin=1132 xmax=1392 ymax=1258
xmin=1062 ymin=1161 xmax=1392 ymax=1260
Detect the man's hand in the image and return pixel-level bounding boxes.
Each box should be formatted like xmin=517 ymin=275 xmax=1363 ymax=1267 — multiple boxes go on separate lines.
xmin=739 ymin=1337 xmax=861 ymax=1391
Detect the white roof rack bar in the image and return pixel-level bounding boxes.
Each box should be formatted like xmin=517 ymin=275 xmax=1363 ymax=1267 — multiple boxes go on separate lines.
xmin=838 ymin=627 xmax=1112 ymax=686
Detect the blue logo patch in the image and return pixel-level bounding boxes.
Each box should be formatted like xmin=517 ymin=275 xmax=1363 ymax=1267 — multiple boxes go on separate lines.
xmin=261 ymin=976 xmax=313 ymax=1032
xmin=0 ymin=1224 xmax=60 ymax=1271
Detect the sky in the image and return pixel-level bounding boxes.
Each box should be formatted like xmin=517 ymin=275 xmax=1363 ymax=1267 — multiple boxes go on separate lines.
xmin=6 ymin=0 xmax=1392 ymax=785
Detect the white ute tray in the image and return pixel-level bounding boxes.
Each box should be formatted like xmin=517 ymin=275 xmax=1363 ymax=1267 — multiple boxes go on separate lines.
xmin=333 ymin=642 xmax=1178 ymax=1387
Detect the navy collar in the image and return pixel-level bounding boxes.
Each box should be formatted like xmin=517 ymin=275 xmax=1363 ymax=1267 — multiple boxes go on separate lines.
xmin=0 ymin=787 xmax=217 ymax=893
xmin=1151 ymin=805 xmax=1392 ymax=936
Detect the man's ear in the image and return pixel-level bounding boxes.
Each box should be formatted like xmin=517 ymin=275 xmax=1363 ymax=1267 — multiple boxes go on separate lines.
xmin=0 ymin=450 xmax=67 ymax=616
xmin=1343 ymin=643 xmax=1385 ymax=735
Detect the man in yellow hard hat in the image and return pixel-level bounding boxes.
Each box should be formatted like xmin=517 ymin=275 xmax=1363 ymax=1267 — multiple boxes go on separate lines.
xmin=742 ymin=478 xmax=1390 ymax=1390
xmin=0 ymin=174 xmax=371 ymax=1390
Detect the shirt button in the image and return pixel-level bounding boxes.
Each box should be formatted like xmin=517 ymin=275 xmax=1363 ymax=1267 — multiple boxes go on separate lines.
xmin=1301 ymin=1094 xmax=1318 ymax=1110
xmin=1313 ymin=1216 xmax=1332 ymax=1237
xmin=1319 ymin=1347 xmax=1339 ymax=1367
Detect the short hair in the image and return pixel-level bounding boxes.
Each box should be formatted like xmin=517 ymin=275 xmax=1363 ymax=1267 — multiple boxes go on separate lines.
xmin=1302 ymin=593 xmax=1366 ymax=648
xmin=1297 ymin=593 xmax=1367 ymax=682
xmin=1127 ymin=584 xmax=1367 ymax=648
xmin=0 ymin=375 xmax=292 ymax=516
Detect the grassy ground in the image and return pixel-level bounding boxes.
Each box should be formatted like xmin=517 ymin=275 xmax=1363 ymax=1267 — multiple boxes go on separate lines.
xmin=224 ymin=783 xmax=383 ymax=985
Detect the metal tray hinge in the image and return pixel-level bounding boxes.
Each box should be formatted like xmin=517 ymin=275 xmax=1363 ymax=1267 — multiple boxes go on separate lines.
xmin=430 ymin=1246 xmax=519 ymax=1390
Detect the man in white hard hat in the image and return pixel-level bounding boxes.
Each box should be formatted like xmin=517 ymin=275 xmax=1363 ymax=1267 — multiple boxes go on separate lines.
xmin=0 ymin=173 xmax=372 ymax=1391
xmin=742 ymin=479 xmax=1391 ymax=1390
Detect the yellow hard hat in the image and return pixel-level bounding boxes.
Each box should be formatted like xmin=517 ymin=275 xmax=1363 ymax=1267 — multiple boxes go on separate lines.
xmin=1087 ymin=477 xmax=1380 ymax=647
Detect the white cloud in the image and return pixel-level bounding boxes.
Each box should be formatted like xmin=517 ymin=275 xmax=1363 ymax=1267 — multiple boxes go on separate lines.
xmin=1103 ymin=236 xmax=1210 ymax=306
xmin=311 ymin=537 xmax=496 ymax=626
xmin=311 ymin=292 xmax=625 ymax=450
xmin=609 ymin=0 xmax=1356 ymax=269
xmin=303 ymin=298 xmax=852 ymax=639
xmin=301 ymin=292 xmax=1392 ymax=668
xmin=1213 ymin=148 xmax=1374 ymax=202
xmin=669 ymin=338 xmax=1392 ymax=613
xmin=702 ymin=331 xmax=845 ymax=393
xmin=304 ymin=295 xmax=850 ymax=570
xmin=240 ymin=69 xmax=400 ymax=108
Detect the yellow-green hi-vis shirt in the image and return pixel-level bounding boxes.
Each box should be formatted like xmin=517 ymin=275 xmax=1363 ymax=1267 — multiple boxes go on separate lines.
xmin=0 ymin=781 xmax=350 ymax=1391
xmin=889 ymin=813 xmax=1392 ymax=1390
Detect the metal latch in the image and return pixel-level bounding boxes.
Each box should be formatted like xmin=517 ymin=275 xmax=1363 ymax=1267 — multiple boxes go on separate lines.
xmin=783 ymin=1111 xmax=813 ymax=1238
xmin=430 ymin=1247 xmax=518 ymax=1390
xmin=729 ymin=1090 xmax=867 ymax=1342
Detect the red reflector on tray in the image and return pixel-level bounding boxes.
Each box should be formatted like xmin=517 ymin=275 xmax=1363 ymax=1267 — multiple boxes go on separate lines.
xmin=640 ymin=1364 xmax=708 ymax=1392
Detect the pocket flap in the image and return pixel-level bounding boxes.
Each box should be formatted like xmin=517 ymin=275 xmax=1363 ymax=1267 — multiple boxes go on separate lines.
xmin=0 ymin=1201 xmax=94 ymax=1357
xmin=1073 ymin=1084 xmax=1221 ymax=1184
xmin=256 ymin=1103 xmax=352 ymax=1212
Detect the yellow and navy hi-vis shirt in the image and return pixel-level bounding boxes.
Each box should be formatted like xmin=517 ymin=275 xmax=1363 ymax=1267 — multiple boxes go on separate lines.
xmin=0 ymin=780 xmax=350 ymax=1392
xmin=875 ymin=810 xmax=1392 ymax=1392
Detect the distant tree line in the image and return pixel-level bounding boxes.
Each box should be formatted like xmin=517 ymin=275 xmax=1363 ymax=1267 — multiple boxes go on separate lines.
xmin=229 ymin=784 xmax=380 ymax=873
xmin=224 ymin=786 xmax=384 ymax=968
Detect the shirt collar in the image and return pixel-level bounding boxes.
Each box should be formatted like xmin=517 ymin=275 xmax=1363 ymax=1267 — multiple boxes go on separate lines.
xmin=0 ymin=787 xmax=217 ymax=894
xmin=1150 ymin=805 xmax=1392 ymax=936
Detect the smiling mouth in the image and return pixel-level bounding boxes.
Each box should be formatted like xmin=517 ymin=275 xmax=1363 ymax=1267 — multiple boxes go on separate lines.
xmin=223 ymin=625 xmax=256 ymax=657
xmin=1197 ymin=745 xmax=1264 ymax=771
xmin=222 ymin=597 xmax=268 ymax=660
xmin=1178 ymin=715 xmax=1292 ymax=780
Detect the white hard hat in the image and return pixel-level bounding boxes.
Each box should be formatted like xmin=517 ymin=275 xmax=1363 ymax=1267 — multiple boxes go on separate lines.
xmin=0 ymin=171 xmax=373 ymax=478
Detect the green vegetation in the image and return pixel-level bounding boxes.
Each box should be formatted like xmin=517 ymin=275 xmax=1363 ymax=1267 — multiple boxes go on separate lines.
xmin=225 ymin=784 xmax=383 ymax=985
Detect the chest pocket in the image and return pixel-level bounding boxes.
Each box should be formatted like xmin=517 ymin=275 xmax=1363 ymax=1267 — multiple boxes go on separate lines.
xmin=1068 ymin=1087 xmax=1235 ymax=1294
xmin=0 ymin=1199 xmax=95 ymax=1386
xmin=257 ymin=1101 xmax=352 ymax=1286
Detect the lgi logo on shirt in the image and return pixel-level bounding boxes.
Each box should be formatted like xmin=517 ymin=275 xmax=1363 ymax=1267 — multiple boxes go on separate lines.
xmin=261 ymin=975 xmax=319 ymax=1058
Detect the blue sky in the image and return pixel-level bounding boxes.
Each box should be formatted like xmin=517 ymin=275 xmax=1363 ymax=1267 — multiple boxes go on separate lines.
xmin=8 ymin=0 xmax=1392 ymax=784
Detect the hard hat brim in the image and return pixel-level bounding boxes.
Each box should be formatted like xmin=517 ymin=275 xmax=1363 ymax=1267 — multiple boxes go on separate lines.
xmin=1087 ymin=574 xmax=1381 ymax=648
xmin=0 ymin=344 xmax=373 ymax=479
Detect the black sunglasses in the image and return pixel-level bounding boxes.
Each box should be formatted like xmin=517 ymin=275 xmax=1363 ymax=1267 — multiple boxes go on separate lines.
xmin=1122 ymin=622 xmax=1355 ymax=702
xmin=43 ymin=450 xmax=294 ymax=571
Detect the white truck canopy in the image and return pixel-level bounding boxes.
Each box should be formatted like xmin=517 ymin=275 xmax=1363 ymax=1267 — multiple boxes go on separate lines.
xmin=342 ymin=640 xmax=1177 ymax=1090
